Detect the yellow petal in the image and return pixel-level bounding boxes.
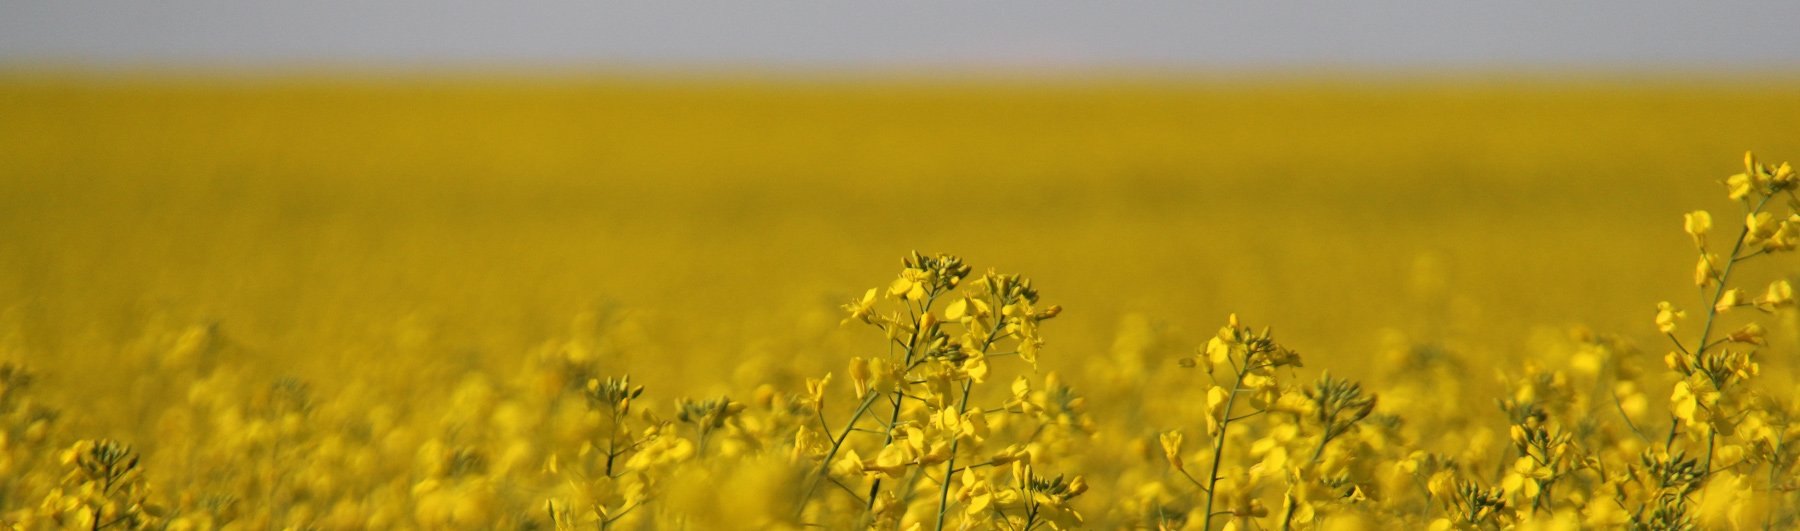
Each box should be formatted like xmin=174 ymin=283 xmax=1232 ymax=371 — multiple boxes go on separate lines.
xmin=945 ymin=298 xmax=968 ymax=321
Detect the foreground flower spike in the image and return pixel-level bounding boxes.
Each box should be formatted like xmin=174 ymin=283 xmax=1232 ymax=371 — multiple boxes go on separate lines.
xmin=796 ymin=252 xmax=1085 ymax=530
xmin=1637 ymin=151 xmax=1799 ymax=528
xmin=43 ymin=439 xmax=162 ymax=529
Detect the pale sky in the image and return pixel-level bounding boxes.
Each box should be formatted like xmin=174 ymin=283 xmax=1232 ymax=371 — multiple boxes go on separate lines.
xmin=4 ymin=1 xmax=1800 ymax=72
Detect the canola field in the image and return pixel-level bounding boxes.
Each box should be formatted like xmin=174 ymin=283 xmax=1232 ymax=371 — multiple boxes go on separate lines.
xmin=3 ymin=74 xmax=1800 ymax=529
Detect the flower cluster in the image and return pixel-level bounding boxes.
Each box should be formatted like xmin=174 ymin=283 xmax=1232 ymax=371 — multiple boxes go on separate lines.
xmin=1138 ymin=152 xmax=1800 ymax=530
xmin=802 ymin=252 xmax=1083 ymax=530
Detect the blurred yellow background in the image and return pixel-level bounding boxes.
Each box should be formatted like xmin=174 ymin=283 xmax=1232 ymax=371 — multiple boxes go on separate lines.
xmin=4 ymin=74 xmax=1800 ymax=527
xmin=7 ymin=76 xmax=1799 ymax=395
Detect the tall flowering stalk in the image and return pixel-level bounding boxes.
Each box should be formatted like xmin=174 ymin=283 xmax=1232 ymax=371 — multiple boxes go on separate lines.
xmin=795 ymin=252 xmax=1080 ymax=530
xmin=1646 ymin=152 xmax=1798 ymax=527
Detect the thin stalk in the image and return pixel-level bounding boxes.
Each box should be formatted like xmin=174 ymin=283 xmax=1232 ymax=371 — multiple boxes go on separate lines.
xmin=868 ymin=290 xmax=948 ymax=516
xmin=1696 ymin=194 xmax=1773 ymax=352
xmin=933 ymin=380 xmax=975 ymax=531
xmin=1203 ymin=360 xmax=1252 ymax=531
xmin=797 ymin=390 xmax=882 ymax=517
xmin=1607 ymin=374 xmax=1652 ymax=444
xmin=866 ymin=332 xmax=925 ymax=515
xmin=1688 ymin=195 xmax=1772 ymax=477
xmin=1765 ymin=449 xmax=1783 ymax=531
xmin=862 ymin=392 xmax=910 ymax=517
xmin=1278 ymin=426 xmax=1336 ymax=531
xmin=888 ymin=462 xmax=931 ymax=528
xmin=931 ymin=299 xmax=1011 ymax=530
xmin=604 ymin=406 xmax=622 ymax=477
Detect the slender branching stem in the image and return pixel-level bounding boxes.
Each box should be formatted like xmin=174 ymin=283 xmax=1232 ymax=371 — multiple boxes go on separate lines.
xmin=1202 ymin=359 xmax=1252 ymax=531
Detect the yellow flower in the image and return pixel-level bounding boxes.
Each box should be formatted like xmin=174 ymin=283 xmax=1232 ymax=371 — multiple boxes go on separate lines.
xmin=1018 ymin=337 xmax=1043 ymax=368
xmin=1204 ymin=336 xmax=1232 ymax=372
xmin=888 ymin=268 xmax=930 ymax=301
xmin=1746 ymin=212 xmax=1778 ymax=243
xmin=793 ymin=427 xmax=828 ymax=461
xmin=1727 ymin=322 xmax=1766 ymax=345
xmin=1159 ymin=431 xmax=1185 ymax=471
xmin=1726 ymin=172 xmax=1755 ymax=200
xmin=1066 ymin=475 xmax=1089 ymax=498
xmin=805 ymin=373 xmax=831 ymax=409
xmin=960 ymin=347 xmax=990 ymax=383
xmin=1715 ymin=288 xmax=1744 ymax=313
xmin=944 ymin=296 xmax=990 ymax=323
xmin=1671 ymin=375 xmax=1719 ymax=430
xmin=1755 ymin=279 xmax=1794 ymax=311
xmin=848 ymin=358 xmax=871 ymax=398
xmin=1684 ymin=210 xmax=1712 ymax=246
xmin=964 ymin=410 xmax=991 ymax=444
xmin=842 ymin=288 xmax=879 ymax=325
xmin=945 ymin=298 xmax=968 ymax=320
xmin=1664 ymin=350 xmax=1691 ymax=373
xmin=1695 ymin=254 xmax=1720 ymax=288
xmin=830 ymin=448 xmax=865 ymax=477
xmin=1425 ymin=470 xmax=1457 ymax=502
xmin=1766 ymin=218 xmax=1799 ymax=251
xmin=1653 ymin=302 xmax=1684 ymax=334
xmin=1726 ymin=151 xmax=1763 ymax=200
xmin=1206 ymin=387 xmax=1231 ymax=436
xmin=1500 ymin=457 xmax=1551 ymax=498
xmin=989 ymin=444 xmax=1029 ymax=466
xmin=869 ymin=357 xmax=899 ymax=393
xmin=862 ymin=445 xmax=911 ymax=478
xmin=1005 ymin=376 xmax=1035 ymax=413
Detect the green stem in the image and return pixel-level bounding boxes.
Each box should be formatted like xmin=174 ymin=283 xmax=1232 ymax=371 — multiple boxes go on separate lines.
xmin=931 ymin=297 xmax=1012 ymax=531
xmin=1682 ymin=194 xmax=1772 ymax=498
xmin=797 ymin=390 xmax=882 ymax=517
xmin=1609 ymin=377 xmax=1651 ymax=444
xmin=851 ymin=291 xmax=940 ymax=521
xmin=933 ymin=380 xmax=975 ymax=531
xmin=1696 ymin=194 xmax=1772 ymax=357
xmin=1279 ymin=427 xmax=1335 ymax=531
xmin=1203 ymin=361 xmax=1251 ymax=531
xmin=867 ymin=321 xmax=930 ymax=516
xmin=864 ymin=392 xmax=906 ymax=514
xmin=604 ymin=406 xmax=621 ymax=477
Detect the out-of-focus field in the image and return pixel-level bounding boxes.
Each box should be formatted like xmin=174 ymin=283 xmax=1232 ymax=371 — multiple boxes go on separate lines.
xmin=3 ymin=74 xmax=1800 ymax=529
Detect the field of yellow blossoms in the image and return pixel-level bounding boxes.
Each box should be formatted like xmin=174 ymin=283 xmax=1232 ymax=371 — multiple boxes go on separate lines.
xmin=3 ymin=75 xmax=1800 ymax=529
